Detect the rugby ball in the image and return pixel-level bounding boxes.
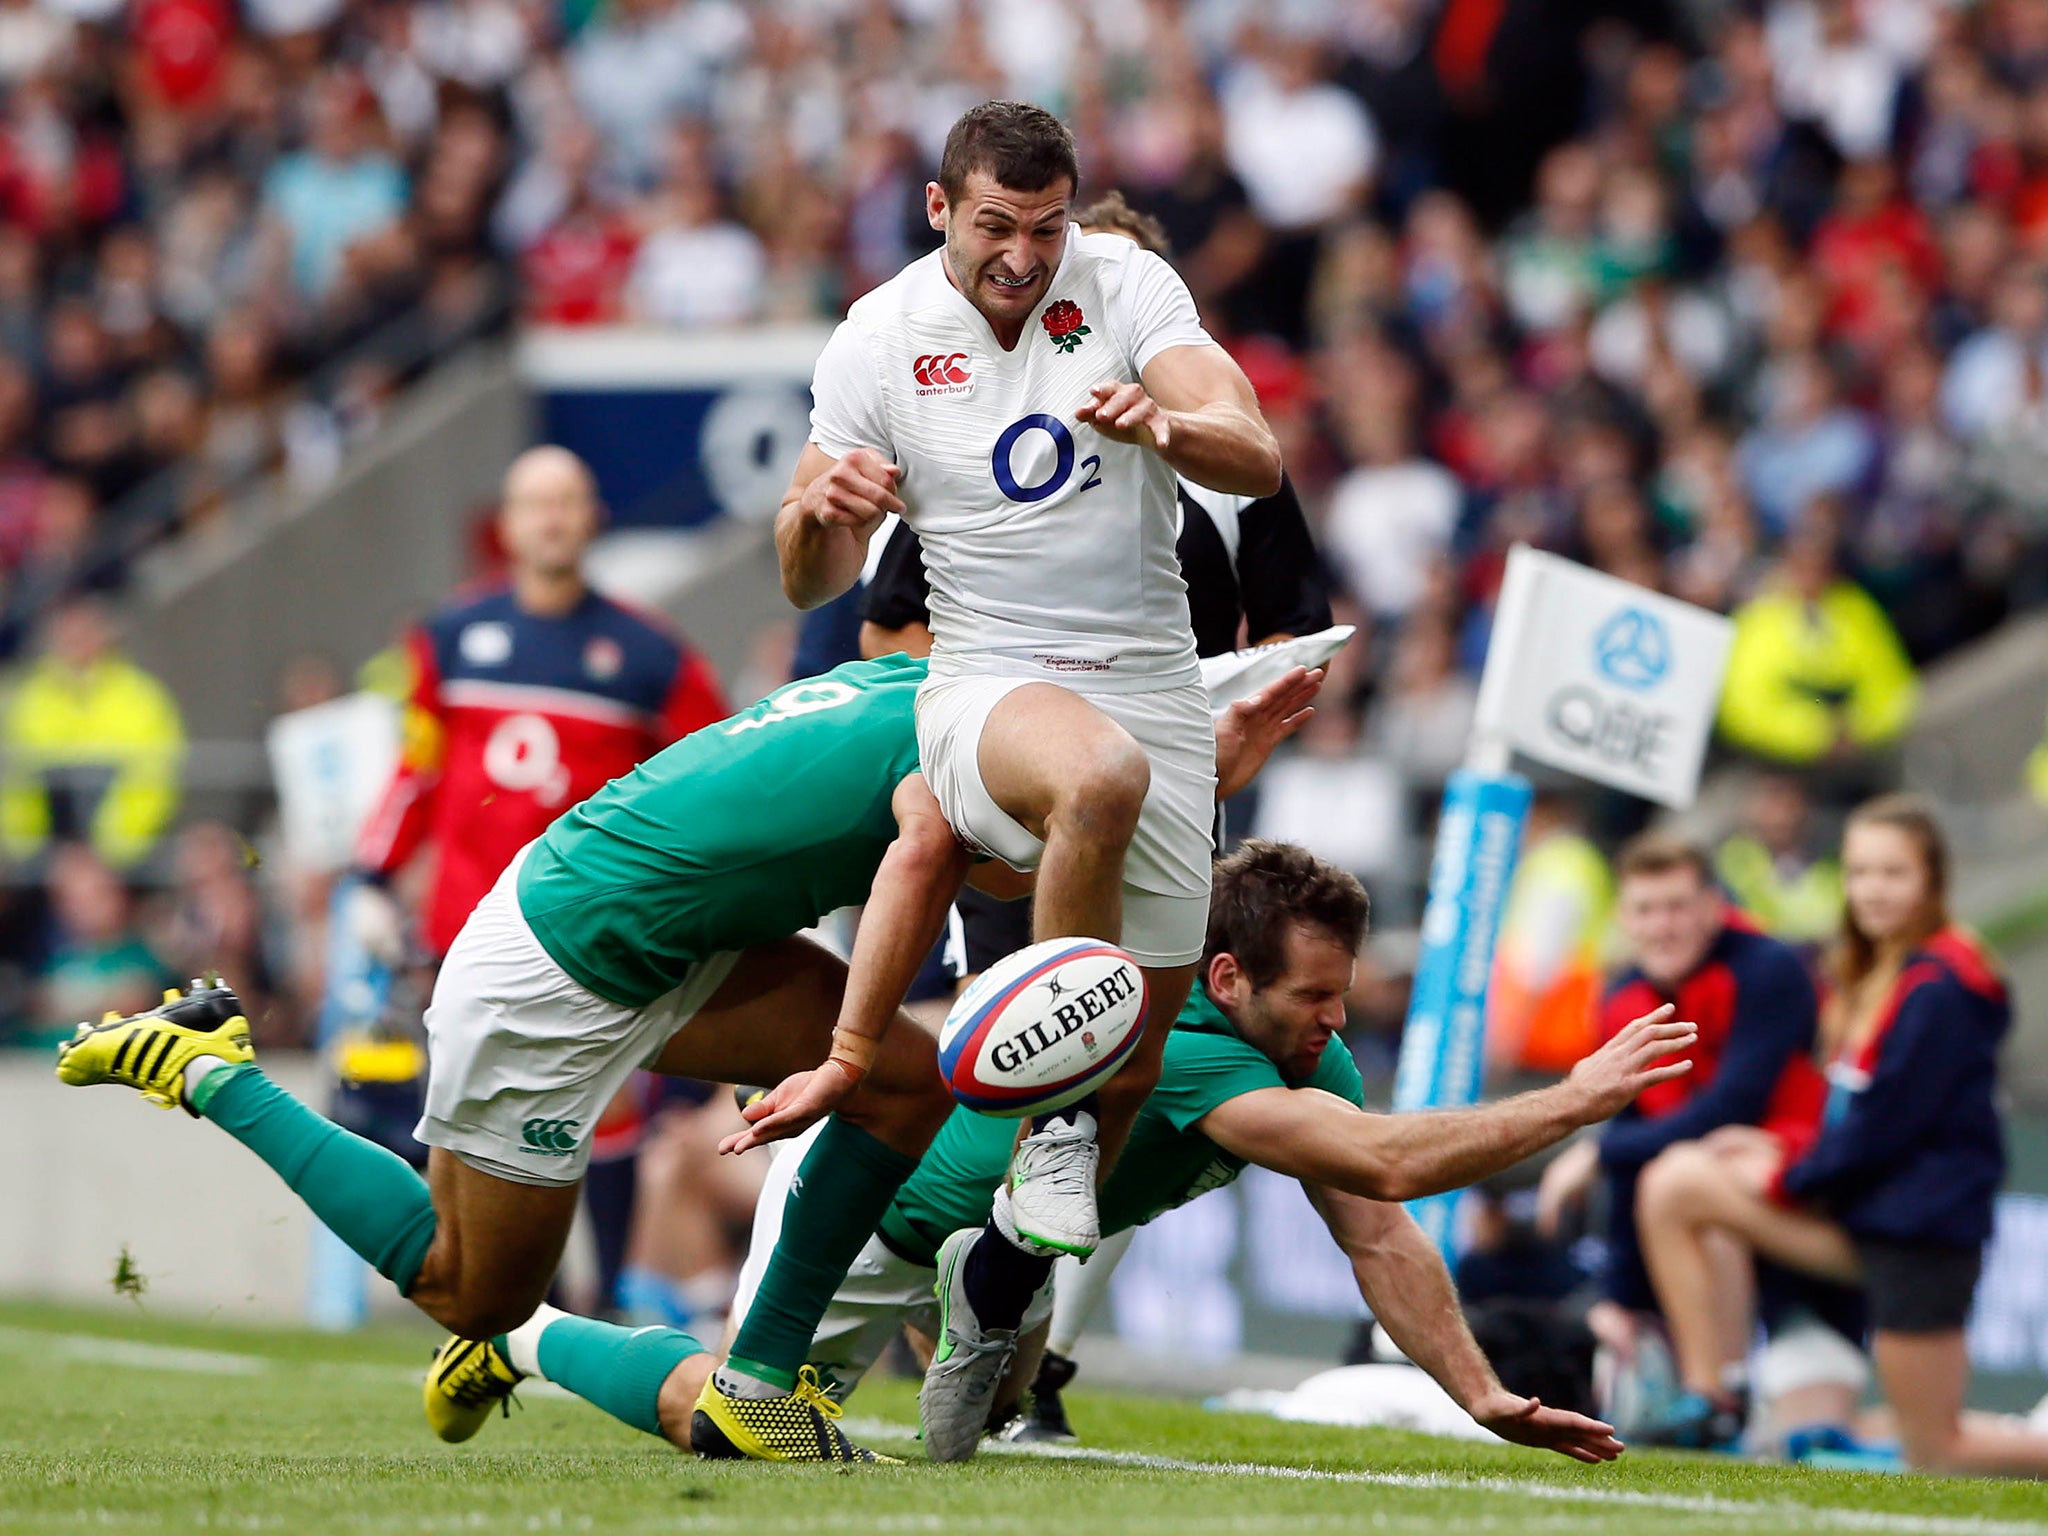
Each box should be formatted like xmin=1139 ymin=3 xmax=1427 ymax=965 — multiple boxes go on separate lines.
xmin=938 ymin=938 xmax=1148 ymax=1117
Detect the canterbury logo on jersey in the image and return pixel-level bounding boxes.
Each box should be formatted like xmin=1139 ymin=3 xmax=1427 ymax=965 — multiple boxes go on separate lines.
xmin=520 ymin=1117 xmax=582 ymax=1155
xmin=911 ymin=352 xmax=974 ymax=397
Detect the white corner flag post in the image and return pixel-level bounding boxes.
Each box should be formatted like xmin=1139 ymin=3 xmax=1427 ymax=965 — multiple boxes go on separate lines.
xmin=1392 ymin=546 xmax=1734 ymax=1257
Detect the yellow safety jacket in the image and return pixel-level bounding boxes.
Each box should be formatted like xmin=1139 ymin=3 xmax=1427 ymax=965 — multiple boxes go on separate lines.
xmin=1717 ymin=580 xmax=1918 ymax=765
xmin=1714 ymin=835 xmax=1843 ymax=946
xmin=1 ymin=656 xmax=186 ymax=868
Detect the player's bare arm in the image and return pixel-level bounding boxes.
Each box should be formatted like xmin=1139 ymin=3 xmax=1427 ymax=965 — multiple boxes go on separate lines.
xmin=1196 ymin=1004 xmax=1697 ymax=1201
xmin=1307 ymin=1186 xmax=1625 ymax=1464
xmin=777 ymin=442 xmax=903 ymax=609
xmin=722 ymin=773 xmax=969 ymax=1153
xmin=1075 ymin=343 xmax=1280 ymax=499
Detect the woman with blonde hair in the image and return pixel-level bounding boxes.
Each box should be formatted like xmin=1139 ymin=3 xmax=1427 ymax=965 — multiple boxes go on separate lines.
xmin=1634 ymin=794 xmax=2045 ymax=1473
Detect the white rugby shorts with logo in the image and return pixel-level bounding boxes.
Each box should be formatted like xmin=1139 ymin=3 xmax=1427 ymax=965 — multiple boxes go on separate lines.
xmin=416 ymin=845 xmax=739 ymax=1186
xmin=730 ymin=1120 xmax=1053 ymax=1402
xmin=809 ymin=229 xmax=1227 ymax=967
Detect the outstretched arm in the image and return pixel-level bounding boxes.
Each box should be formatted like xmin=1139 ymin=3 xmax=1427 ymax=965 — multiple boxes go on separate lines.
xmin=1198 ymin=1006 xmax=1697 ymax=1202
xmin=1309 ymin=1187 xmax=1623 ymax=1463
xmin=721 ymin=772 xmax=967 ymax=1152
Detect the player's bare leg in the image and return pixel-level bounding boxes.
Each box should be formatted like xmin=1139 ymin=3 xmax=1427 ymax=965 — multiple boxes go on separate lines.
xmin=406 ymin=1154 xmax=583 ymax=1337
xmin=976 ymin=683 xmax=1148 ymax=945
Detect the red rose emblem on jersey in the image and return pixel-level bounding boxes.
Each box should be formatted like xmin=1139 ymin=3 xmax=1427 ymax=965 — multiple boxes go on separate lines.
xmin=1042 ymin=300 xmax=1091 ymax=353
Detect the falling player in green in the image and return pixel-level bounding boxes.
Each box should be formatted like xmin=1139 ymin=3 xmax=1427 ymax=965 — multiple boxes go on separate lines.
xmin=477 ymin=841 xmax=1696 ymax=1464
xmin=55 ymin=652 xmax=1321 ymax=1464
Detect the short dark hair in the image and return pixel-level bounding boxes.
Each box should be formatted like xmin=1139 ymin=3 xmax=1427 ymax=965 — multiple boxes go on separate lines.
xmin=939 ymin=101 xmax=1079 ymax=202
xmin=1073 ymin=190 xmax=1171 ymax=257
xmin=1615 ymin=830 xmax=1713 ymax=888
xmin=1205 ymin=840 xmax=1370 ymax=990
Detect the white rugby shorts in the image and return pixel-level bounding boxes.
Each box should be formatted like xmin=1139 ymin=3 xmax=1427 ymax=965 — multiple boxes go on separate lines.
xmin=914 ymin=675 xmax=1214 ymax=968
xmin=417 ymin=847 xmax=740 ymax=1186
xmin=731 ymin=1121 xmax=1053 ymax=1401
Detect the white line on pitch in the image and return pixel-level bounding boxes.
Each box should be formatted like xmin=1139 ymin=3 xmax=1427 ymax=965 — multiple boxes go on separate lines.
xmin=843 ymin=1416 xmax=2048 ymax=1536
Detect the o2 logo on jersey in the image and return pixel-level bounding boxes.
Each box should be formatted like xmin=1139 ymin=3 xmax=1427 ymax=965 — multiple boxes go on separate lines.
xmin=912 ymin=352 xmax=974 ymax=398
xmin=992 ymin=414 xmax=1103 ymax=505
xmin=484 ymin=713 xmax=572 ymax=806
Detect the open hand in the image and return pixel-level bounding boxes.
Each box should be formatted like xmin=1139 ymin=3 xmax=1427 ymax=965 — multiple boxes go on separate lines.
xmin=1471 ymin=1389 xmax=1626 ymax=1463
xmin=805 ymin=447 xmax=903 ymax=530
xmin=1214 ymin=665 xmax=1324 ymax=800
xmin=717 ymin=1062 xmax=859 ymax=1155
xmin=1075 ymin=381 xmax=1171 ymax=451
xmin=1565 ymin=1002 xmax=1697 ymax=1122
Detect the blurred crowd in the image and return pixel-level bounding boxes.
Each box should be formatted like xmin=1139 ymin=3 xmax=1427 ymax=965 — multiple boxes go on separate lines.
xmin=13 ymin=0 xmax=2048 ymax=1048
xmin=0 ymin=0 xmax=516 ymax=659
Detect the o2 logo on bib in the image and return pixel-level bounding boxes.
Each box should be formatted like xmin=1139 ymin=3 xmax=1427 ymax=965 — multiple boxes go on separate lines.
xmin=992 ymin=413 xmax=1103 ymax=504
xmin=484 ymin=712 xmax=572 ymax=806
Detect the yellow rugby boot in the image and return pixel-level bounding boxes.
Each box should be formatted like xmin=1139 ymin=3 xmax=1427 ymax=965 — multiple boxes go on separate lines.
xmin=55 ymin=983 xmax=254 ymax=1113
xmin=690 ymin=1365 xmax=897 ymax=1463
xmin=424 ymin=1335 xmax=523 ymax=1443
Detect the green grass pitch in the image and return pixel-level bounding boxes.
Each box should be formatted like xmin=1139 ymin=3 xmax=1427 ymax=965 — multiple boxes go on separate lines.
xmin=3 ymin=1302 xmax=2048 ymax=1534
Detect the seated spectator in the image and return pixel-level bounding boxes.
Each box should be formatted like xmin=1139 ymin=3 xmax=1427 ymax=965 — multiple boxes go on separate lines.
xmin=3 ymin=476 xmax=122 ymax=651
xmin=1323 ymin=399 xmax=1460 ymax=630
xmin=153 ymin=819 xmax=286 ymax=1042
xmin=1633 ymin=796 xmax=2048 ymax=1475
xmin=39 ymin=297 xmax=137 ymax=504
xmin=1534 ymin=833 xmax=1829 ymax=1443
xmin=1940 ymin=263 xmax=2048 ymax=443
xmin=508 ymin=119 xmax=639 ymax=327
xmin=1220 ymin=25 xmax=1377 ymax=236
xmin=30 ymin=841 xmax=168 ymax=1048
xmin=1717 ymin=512 xmax=1919 ymax=768
xmin=1715 ymin=774 xmax=1844 ymax=949
xmin=1736 ymin=353 xmax=1876 ymax=536
xmin=0 ymin=595 xmax=185 ymax=871
xmin=1364 ymin=604 xmax=1477 ymax=803
xmin=260 ymin=70 xmax=407 ymax=305
xmin=626 ymin=130 xmax=765 ymax=330
xmin=567 ymin=0 xmax=737 ymax=193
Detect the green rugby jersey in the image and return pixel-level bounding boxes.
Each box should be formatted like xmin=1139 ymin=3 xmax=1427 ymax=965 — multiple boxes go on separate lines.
xmin=880 ymin=983 xmax=1367 ymax=1264
xmin=516 ymin=654 xmax=926 ymax=1008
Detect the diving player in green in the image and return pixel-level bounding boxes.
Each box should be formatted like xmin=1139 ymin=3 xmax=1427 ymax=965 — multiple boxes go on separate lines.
xmin=54 ymin=653 xmax=1322 ymax=1465
xmin=477 ymin=842 xmax=1697 ymax=1464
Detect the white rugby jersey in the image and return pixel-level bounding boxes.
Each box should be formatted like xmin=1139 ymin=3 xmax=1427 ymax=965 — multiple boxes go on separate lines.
xmin=808 ymin=227 xmax=1216 ymax=693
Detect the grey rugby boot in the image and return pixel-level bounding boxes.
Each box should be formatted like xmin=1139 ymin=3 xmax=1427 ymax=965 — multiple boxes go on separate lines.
xmin=919 ymin=1228 xmax=1020 ymax=1462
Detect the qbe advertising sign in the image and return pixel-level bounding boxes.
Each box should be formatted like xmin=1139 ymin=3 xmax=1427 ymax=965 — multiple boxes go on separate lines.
xmin=1476 ymin=547 xmax=1733 ymax=808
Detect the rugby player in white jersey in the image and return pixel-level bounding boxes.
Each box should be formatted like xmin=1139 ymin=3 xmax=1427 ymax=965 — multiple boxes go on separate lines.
xmin=774 ymin=100 xmax=1281 ymax=1456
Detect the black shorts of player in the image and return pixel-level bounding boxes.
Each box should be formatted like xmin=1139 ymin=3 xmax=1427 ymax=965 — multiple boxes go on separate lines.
xmin=1854 ymin=1238 xmax=1984 ymax=1333
xmin=953 ymin=885 xmax=1035 ymax=981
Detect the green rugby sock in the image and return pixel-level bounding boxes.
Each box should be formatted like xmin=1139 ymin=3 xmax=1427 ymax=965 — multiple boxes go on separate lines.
xmin=192 ymin=1064 xmax=437 ymax=1294
xmin=725 ymin=1117 xmax=918 ymax=1389
xmin=528 ymin=1313 xmax=706 ymax=1438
